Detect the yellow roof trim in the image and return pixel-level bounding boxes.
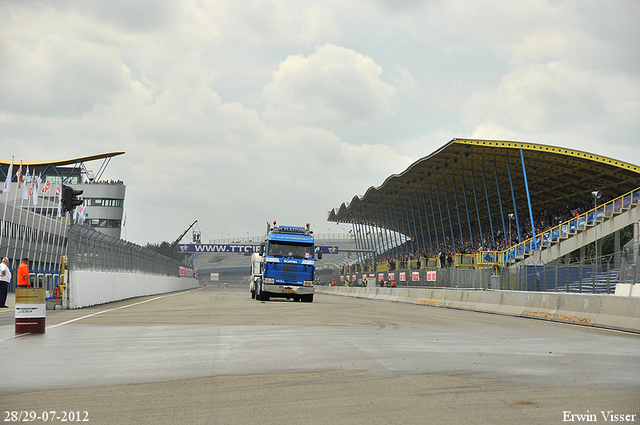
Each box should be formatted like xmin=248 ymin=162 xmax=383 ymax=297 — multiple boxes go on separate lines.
xmin=453 ymin=139 xmax=640 ymax=173
xmin=0 ymin=152 xmax=125 ymax=167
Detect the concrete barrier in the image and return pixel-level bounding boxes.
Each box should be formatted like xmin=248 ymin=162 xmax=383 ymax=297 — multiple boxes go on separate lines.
xmin=68 ymin=270 xmax=200 ymax=309
xmin=316 ymin=286 xmax=640 ymax=333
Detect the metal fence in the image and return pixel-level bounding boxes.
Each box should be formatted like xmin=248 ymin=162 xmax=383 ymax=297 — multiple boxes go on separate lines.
xmin=68 ymin=224 xmax=182 ymax=276
xmin=339 ymin=243 xmax=639 ymax=293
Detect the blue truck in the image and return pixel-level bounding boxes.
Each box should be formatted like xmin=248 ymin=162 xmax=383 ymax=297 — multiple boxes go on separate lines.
xmin=250 ymin=221 xmax=321 ymax=302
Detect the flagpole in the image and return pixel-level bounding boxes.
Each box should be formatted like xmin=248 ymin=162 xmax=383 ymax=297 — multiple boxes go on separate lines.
xmin=52 ymin=184 xmax=65 ymax=286
xmin=34 ymin=176 xmax=47 ymax=284
xmin=1 ymin=156 xmax=13 ymax=253
xmin=16 ymin=168 xmax=35 ymax=259
xmin=7 ymin=161 xmax=23 ymax=286
xmin=42 ymin=187 xmax=57 ymax=288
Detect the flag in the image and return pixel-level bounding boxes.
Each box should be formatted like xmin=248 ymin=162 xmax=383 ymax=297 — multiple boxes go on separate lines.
xmin=23 ymin=167 xmax=30 ymax=200
xmin=122 ymin=213 xmax=126 ymax=227
xmin=3 ymin=159 xmax=13 ymax=194
xmin=56 ymin=185 xmax=62 ymax=218
xmin=41 ymin=179 xmax=51 ymax=194
xmin=79 ymin=204 xmax=86 ymax=222
xmin=16 ymin=162 xmax=22 ymax=189
xmin=32 ymin=175 xmax=40 ymax=206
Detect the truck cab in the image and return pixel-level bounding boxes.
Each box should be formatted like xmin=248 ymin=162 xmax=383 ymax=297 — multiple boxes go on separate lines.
xmin=252 ymin=222 xmax=321 ymax=302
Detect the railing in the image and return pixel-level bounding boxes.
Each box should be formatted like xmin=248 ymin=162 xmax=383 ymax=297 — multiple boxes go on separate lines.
xmin=504 ymin=187 xmax=640 ymax=264
xmin=455 ymin=254 xmax=475 ymax=268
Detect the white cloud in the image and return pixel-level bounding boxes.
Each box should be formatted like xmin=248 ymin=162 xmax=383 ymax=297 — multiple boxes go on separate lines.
xmin=262 ymin=43 xmax=397 ymax=130
xmin=1 ymin=0 xmax=639 ymax=245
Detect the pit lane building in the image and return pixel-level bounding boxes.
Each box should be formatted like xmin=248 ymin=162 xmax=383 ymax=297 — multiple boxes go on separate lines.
xmin=0 ymin=152 xmax=126 ymax=290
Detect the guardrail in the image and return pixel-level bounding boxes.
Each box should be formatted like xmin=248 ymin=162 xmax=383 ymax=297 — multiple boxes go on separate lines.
xmin=317 ymin=286 xmax=640 ymax=333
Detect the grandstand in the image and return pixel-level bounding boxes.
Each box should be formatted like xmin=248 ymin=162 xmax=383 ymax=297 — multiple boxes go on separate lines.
xmin=327 ymin=138 xmax=640 ymax=290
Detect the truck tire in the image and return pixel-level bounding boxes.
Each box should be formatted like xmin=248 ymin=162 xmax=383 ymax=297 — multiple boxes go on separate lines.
xmin=258 ymin=287 xmax=269 ymax=301
xmin=302 ymin=294 xmax=313 ymax=303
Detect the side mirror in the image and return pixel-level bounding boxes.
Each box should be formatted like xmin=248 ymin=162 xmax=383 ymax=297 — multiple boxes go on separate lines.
xmin=259 ymin=244 xmax=264 ymax=256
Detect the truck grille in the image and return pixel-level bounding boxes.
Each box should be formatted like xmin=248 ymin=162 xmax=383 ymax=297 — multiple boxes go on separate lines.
xmin=281 ymin=263 xmax=298 ymax=282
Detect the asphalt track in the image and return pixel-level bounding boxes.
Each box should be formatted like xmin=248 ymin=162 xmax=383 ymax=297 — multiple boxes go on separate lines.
xmin=1 ymin=284 xmax=639 ymax=425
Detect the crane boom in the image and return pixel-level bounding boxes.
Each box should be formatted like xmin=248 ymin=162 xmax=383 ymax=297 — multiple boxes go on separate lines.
xmin=166 ymin=220 xmax=198 ymax=255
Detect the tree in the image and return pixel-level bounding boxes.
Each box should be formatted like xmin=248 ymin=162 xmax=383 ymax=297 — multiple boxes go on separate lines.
xmin=145 ymin=242 xmax=186 ymax=262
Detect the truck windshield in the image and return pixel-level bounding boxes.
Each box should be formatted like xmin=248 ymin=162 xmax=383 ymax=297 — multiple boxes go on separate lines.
xmin=268 ymin=241 xmax=314 ymax=259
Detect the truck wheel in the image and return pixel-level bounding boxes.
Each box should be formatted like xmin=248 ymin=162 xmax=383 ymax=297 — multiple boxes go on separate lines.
xmin=259 ymin=290 xmax=269 ymax=301
xmin=302 ymin=294 xmax=313 ymax=303
xmin=251 ymin=290 xmax=255 ymax=299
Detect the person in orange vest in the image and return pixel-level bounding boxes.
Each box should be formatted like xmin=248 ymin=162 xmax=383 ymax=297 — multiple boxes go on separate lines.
xmin=17 ymin=258 xmax=31 ymax=288
xmin=390 ymin=280 xmax=396 ymax=287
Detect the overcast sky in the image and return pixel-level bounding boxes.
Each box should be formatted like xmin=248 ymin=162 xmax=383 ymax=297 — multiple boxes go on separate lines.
xmin=2 ymin=0 xmax=639 ymax=246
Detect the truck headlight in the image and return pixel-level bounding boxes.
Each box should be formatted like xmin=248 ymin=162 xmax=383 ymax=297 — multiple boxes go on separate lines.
xmin=264 ymin=278 xmax=275 ymax=284
xmin=303 ymin=281 xmax=314 ymax=286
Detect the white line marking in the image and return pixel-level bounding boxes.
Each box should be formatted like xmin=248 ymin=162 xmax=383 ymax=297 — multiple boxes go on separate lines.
xmin=0 ymin=288 xmax=201 ymax=342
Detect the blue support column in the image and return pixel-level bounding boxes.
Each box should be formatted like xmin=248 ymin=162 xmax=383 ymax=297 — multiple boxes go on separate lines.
xmin=409 ymin=196 xmax=420 ymax=257
xmin=461 ymin=175 xmax=475 ymax=249
xmin=387 ymin=208 xmax=400 ymax=259
xmin=471 ymin=170 xmax=485 ymax=250
xmin=396 ymin=204 xmax=408 ymax=257
xmin=371 ymin=221 xmax=382 ymax=258
xmin=452 ymin=179 xmax=465 ymax=251
xmin=363 ymin=222 xmax=372 ymax=261
xmin=481 ymin=164 xmax=496 ymax=248
xmin=354 ymin=222 xmax=363 ymax=264
xmin=414 ymin=194 xmax=427 ymax=257
xmin=373 ymin=214 xmax=385 ymax=259
xmin=443 ymin=181 xmax=456 ymax=252
xmin=347 ymin=222 xmax=360 ymax=259
xmin=506 ymin=154 xmax=522 ymax=243
xmin=435 ymin=183 xmax=449 ymax=253
xmin=359 ymin=222 xmax=369 ymax=263
xmin=391 ymin=207 xmax=403 ymax=258
xmin=520 ymin=149 xmax=538 ymax=249
xmin=429 ymin=188 xmax=441 ymax=252
xmin=404 ymin=199 xmax=416 ymax=257
xmin=493 ymin=161 xmax=507 ymax=249
xmin=367 ymin=222 xmax=379 ymax=267
xmin=422 ymin=193 xmax=434 ymax=254
xmin=380 ymin=213 xmax=392 ymax=259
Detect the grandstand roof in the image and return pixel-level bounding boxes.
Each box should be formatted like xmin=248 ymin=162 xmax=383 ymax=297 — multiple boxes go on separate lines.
xmin=328 ymin=139 xmax=640 ymax=235
xmin=0 ymin=152 xmax=125 ymax=167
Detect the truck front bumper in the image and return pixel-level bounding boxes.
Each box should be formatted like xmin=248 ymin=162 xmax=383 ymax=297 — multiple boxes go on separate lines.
xmin=262 ymin=284 xmax=314 ymax=295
